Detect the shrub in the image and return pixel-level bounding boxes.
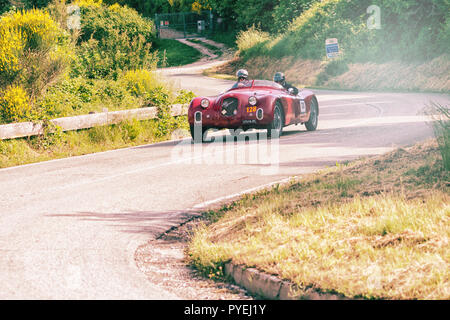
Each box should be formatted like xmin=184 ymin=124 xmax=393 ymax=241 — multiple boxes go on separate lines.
xmin=0 ymin=8 xmax=73 ymax=98
xmin=427 ymin=103 xmax=450 ymax=170
xmin=120 ymin=69 xmax=171 ymax=106
xmin=236 ymin=25 xmax=270 ymax=54
xmin=38 ymin=76 xmax=141 ymax=117
xmin=241 ymin=0 xmax=450 ymax=63
xmin=271 ymin=0 xmax=315 ymax=32
xmin=0 ymin=0 xmax=12 ymax=15
xmin=0 ymin=85 xmax=32 ymax=123
xmin=71 ymin=3 xmax=157 ymax=79
xmin=173 ymin=90 xmax=195 ymax=104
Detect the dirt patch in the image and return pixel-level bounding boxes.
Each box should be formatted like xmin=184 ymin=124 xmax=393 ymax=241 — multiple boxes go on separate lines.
xmin=134 ymin=216 xmax=253 ymax=300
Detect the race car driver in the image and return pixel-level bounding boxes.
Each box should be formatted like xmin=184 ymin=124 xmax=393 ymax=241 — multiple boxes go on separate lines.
xmin=274 ymin=72 xmax=299 ymax=95
xmin=231 ymin=69 xmax=250 ymax=89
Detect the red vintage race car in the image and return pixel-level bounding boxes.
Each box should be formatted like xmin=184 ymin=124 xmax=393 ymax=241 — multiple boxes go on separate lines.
xmin=188 ymin=79 xmax=319 ymax=142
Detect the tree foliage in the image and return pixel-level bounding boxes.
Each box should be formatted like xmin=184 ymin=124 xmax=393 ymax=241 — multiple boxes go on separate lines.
xmin=239 ymin=0 xmax=450 ymax=63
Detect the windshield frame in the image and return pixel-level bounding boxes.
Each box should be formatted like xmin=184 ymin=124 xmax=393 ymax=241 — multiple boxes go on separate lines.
xmin=228 ymin=80 xmax=285 ymax=92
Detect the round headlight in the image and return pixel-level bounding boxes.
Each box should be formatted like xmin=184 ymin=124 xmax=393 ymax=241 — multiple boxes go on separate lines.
xmin=248 ymin=96 xmax=257 ymax=106
xmin=200 ymin=98 xmax=210 ymax=108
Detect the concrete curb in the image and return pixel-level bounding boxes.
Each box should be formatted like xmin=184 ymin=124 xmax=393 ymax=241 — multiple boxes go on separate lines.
xmin=224 ymin=263 xmax=350 ymax=300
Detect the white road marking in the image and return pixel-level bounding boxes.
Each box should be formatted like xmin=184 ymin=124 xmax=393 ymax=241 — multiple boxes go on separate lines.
xmin=320 ymin=101 xmax=393 ymax=107
xmin=192 ymin=176 xmax=298 ymax=209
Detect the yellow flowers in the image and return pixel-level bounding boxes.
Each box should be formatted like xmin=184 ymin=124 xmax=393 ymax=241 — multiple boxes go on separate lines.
xmin=109 ymin=3 xmax=121 ymax=12
xmin=0 ymin=85 xmax=31 ymax=123
xmin=75 ymin=0 xmax=103 ymax=7
xmin=0 ymin=9 xmax=59 ymax=46
xmin=191 ymin=1 xmax=202 ymax=14
xmin=120 ymin=69 xmax=158 ymax=97
xmin=191 ymin=1 xmax=211 ymax=14
xmin=0 ymin=9 xmax=61 ymax=77
xmin=0 ymin=9 xmax=72 ymax=124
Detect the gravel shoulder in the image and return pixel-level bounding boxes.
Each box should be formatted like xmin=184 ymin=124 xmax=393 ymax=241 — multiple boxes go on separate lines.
xmin=135 ymin=216 xmax=253 ymax=300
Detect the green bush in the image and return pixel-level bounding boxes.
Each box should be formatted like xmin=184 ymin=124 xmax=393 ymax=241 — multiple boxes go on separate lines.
xmin=119 ymin=69 xmax=171 ymax=106
xmin=271 ymin=0 xmax=315 ymax=32
xmin=173 ymin=90 xmax=195 ymax=104
xmin=71 ymin=3 xmax=157 ymax=79
xmin=38 ymin=76 xmax=142 ymax=117
xmin=0 ymin=0 xmax=12 ymax=15
xmin=241 ymin=0 xmax=450 ymax=63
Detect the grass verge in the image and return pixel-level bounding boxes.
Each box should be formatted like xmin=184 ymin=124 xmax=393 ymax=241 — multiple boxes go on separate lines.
xmin=154 ymin=39 xmax=203 ymax=68
xmin=0 ymin=116 xmax=189 ymax=168
xmin=207 ymin=55 xmax=450 ymax=93
xmin=207 ymin=31 xmax=238 ymax=50
xmin=187 ymin=140 xmax=450 ymax=299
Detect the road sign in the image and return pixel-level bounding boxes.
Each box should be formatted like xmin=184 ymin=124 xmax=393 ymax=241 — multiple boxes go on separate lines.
xmin=325 ymin=38 xmax=339 ymax=58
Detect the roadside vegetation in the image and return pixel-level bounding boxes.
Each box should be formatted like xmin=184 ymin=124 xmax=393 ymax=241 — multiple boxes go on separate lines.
xmin=187 ymin=102 xmax=450 ymax=300
xmin=187 ymin=137 xmax=449 ymax=299
xmin=207 ymin=0 xmax=450 ymax=92
xmin=0 ymin=115 xmax=189 ymax=168
xmin=154 ymin=38 xmax=202 ymax=67
xmin=0 ymin=1 xmax=196 ymax=123
xmin=0 ymin=0 xmax=202 ymax=167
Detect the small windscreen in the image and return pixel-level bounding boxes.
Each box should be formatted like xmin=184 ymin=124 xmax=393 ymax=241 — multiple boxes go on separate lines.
xmin=230 ymin=80 xmax=252 ymax=89
xmin=252 ymin=80 xmax=284 ymax=90
xmin=229 ymin=80 xmax=284 ymax=91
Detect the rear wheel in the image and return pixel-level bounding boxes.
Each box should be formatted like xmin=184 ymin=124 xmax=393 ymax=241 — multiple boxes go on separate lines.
xmin=267 ymin=102 xmax=284 ymax=139
xmin=190 ymin=124 xmax=208 ymax=143
xmin=305 ymin=98 xmax=318 ymax=131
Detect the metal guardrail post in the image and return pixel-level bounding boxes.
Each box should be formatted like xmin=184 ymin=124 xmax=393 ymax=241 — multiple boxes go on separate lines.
xmin=183 ymin=12 xmax=186 ymax=38
xmin=209 ymin=10 xmax=213 ymax=35
xmin=155 ymin=13 xmax=159 ymax=38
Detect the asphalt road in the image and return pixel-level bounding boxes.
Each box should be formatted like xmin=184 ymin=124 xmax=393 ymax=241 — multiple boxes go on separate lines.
xmin=0 ymin=58 xmax=448 ymax=299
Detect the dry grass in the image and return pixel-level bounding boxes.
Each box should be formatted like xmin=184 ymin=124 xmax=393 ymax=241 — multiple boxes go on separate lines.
xmin=208 ymin=55 xmax=450 ymax=92
xmin=187 ymin=140 xmax=450 ymax=299
xmin=326 ymin=55 xmax=450 ymax=92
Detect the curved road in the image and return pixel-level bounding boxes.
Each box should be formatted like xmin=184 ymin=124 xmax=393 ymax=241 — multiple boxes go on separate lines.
xmin=0 ymin=57 xmax=448 ymax=299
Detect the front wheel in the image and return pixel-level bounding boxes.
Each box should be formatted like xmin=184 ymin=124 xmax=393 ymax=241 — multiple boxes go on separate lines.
xmin=266 ymin=103 xmax=284 ymax=139
xmin=190 ymin=124 xmax=208 ymax=143
xmin=305 ymin=98 xmax=318 ymax=131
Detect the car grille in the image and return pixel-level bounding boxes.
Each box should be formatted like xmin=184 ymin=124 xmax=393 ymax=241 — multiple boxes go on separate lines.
xmin=221 ymin=97 xmax=239 ymax=117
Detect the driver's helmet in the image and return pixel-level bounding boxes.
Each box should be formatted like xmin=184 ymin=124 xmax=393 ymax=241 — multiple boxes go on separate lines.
xmin=236 ymin=69 xmax=249 ymax=81
xmin=274 ymin=72 xmax=285 ymax=85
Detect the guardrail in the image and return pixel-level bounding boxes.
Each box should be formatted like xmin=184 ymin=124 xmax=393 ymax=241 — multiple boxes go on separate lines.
xmin=0 ymin=104 xmax=188 ymax=140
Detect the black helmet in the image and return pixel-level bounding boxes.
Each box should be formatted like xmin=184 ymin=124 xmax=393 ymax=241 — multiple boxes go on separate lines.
xmin=236 ymin=69 xmax=248 ymax=80
xmin=274 ymin=72 xmax=285 ymax=84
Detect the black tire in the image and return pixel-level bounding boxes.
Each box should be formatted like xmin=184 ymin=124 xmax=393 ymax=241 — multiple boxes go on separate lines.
xmin=190 ymin=124 xmax=208 ymax=143
xmin=267 ymin=102 xmax=284 ymax=139
xmin=305 ymin=97 xmax=318 ymax=131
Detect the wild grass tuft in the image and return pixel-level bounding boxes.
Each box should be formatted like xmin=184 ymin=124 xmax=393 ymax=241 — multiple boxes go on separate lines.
xmin=187 ymin=140 xmax=450 ymax=299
